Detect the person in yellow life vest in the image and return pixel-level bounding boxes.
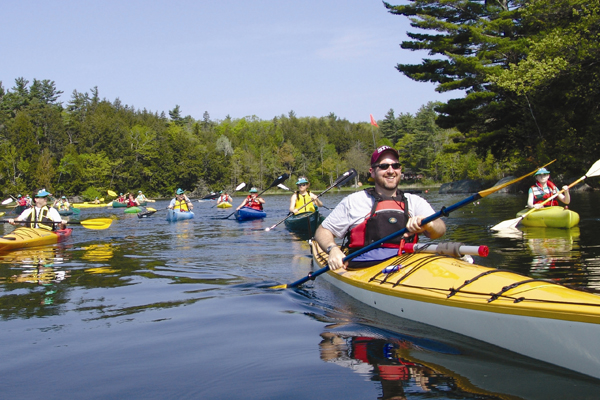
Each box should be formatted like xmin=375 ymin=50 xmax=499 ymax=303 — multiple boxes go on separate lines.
xmin=289 ymin=177 xmax=322 ymax=214
xmin=8 ymin=189 xmax=67 ymax=230
xmin=53 ymin=195 xmax=70 ymax=211
xmin=168 ymin=188 xmax=193 ymax=212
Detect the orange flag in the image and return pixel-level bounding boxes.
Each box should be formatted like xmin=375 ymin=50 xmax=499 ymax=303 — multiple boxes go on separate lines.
xmin=370 ymin=114 xmax=378 ymax=127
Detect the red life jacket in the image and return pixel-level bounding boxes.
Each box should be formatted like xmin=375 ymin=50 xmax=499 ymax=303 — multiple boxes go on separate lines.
xmin=245 ymin=195 xmax=263 ymax=210
xmin=531 ymin=181 xmax=558 ymax=206
xmin=346 ymin=188 xmax=416 ymax=250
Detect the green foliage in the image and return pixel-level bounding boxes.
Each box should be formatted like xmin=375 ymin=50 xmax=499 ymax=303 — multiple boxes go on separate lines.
xmin=384 ymin=0 xmax=600 ymax=176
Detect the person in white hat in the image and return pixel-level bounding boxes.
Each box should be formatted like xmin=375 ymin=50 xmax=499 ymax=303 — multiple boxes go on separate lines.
xmin=527 ymin=167 xmax=570 ymax=209
xmin=315 ymin=146 xmax=445 ymax=270
xmin=289 ymin=177 xmax=322 ymax=214
xmin=9 ymin=189 xmax=67 ymax=230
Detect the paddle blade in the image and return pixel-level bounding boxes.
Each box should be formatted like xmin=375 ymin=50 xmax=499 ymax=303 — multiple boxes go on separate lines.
xmin=277 ymin=183 xmax=290 ymax=191
xmin=107 ymin=190 xmax=117 ymax=197
xmin=586 ymin=159 xmax=600 ymax=178
xmin=333 ymin=169 xmax=357 ymax=188
xmin=490 ymin=216 xmax=523 ymax=231
xmin=235 ymin=182 xmax=246 ymax=191
xmin=1 ymin=198 xmax=13 ymax=205
xmin=269 ymin=283 xmax=289 ymax=290
xmin=79 ymin=218 xmax=113 ymax=230
xmin=271 ymin=173 xmax=289 ymax=187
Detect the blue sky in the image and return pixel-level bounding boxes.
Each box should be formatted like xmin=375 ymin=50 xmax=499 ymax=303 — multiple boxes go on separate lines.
xmin=2 ymin=0 xmax=456 ymax=123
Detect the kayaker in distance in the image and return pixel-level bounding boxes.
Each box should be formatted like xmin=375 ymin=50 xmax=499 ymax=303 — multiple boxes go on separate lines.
xmin=116 ymin=193 xmax=126 ymax=203
xmin=289 ymin=177 xmax=322 ymax=214
xmin=53 ymin=196 xmax=70 ymax=211
xmin=8 ymin=189 xmax=67 ymax=230
xmin=314 ymin=145 xmax=446 ymax=270
xmin=168 ymin=188 xmax=193 ymax=211
xmin=236 ymin=187 xmax=264 ymax=211
xmin=527 ymin=167 xmax=570 ymax=209
xmin=136 ymin=190 xmax=147 ymax=204
xmin=217 ymin=191 xmax=232 ymax=205
xmin=126 ymin=193 xmax=139 ymax=207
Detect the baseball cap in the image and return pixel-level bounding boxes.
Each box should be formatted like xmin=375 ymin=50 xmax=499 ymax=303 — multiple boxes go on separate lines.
xmin=371 ymin=146 xmax=399 ymax=165
xmin=35 ymin=189 xmax=52 ymax=198
xmin=534 ymin=168 xmax=550 ymax=176
xmin=176 ymin=188 xmax=185 ymax=195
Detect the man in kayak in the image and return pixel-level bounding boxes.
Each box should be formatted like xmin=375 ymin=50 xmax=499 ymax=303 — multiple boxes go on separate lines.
xmin=527 ymin=167 xmax=570 ymax=209
xmin=315 ymin=146 xmax=446 ymax=270
xmin=236 ymin=187 xmax=265 ymax=211
xmin=168 ymin=188 xmax=193 ymax=211
xmin=8 ymin=189 xmax=67 ymax=230
xmin=217 ymin=191 xmax=232 ymax=205
xmin=289 ymin=177 xmax=322 ymax=214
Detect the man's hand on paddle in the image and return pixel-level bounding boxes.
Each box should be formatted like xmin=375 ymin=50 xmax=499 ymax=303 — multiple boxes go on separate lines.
xmin=405 ymin=216 xmax=446 ymax=240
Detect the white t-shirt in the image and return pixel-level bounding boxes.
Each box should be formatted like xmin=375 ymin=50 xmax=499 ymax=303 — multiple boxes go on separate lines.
xmin=321 ymin=190 xmax=436 ymax=239
xmin=17 ymin=206 xmax=63 ymax=227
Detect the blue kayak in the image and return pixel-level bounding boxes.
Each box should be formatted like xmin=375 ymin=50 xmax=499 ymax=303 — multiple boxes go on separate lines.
xmin=235 ymin=207 xmax=266 ymax=221
xmin=166 ymin=209 xmax=194 ymax=222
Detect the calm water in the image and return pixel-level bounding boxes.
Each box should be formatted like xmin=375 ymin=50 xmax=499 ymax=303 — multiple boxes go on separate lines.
xmin=1 ymin=190 xmax=600 ymax=399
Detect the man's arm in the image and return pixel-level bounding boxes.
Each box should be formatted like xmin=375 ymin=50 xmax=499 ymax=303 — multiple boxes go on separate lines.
xmin=314 ymin=226 xmax=346 ymax=270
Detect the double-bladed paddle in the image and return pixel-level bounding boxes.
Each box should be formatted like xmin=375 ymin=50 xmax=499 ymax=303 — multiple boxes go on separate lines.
xmin=221 ymin=173 xmax=290 ymax=219
xmin=3 ymin=218 xmax=113 ymax=230
xmin=491 ymin=159 xmax=600 ymax=231
xmin=107 ymin=190 xmax=118 ymax=197
xmin=271 ymin=160 xmax=554 ymax=289
xmin=264 ymin=169 xmax=357 ymax=232
xmin=2 ymin=198 xmax=14 ymax=205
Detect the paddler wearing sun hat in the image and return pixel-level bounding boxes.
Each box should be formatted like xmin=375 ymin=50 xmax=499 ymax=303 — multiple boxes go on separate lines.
xmin=527 ymin=167 xmax=570 ymax=209
xmin=8 ymin=189 xmax=67 ymax=230
xmin=289 ymin=176 xmax=322 ymax=214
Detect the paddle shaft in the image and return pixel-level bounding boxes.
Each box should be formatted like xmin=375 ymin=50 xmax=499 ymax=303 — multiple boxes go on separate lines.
xmin=281 ymin=160 xmax=555 ymax=289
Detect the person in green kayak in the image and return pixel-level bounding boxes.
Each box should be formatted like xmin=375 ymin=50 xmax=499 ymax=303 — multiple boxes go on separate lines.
xmin=53 ymin=195 xmax=70 ymax=211
xmin=527 ymin=167 xmax=570 ymax=209
xmin=136 ymin=190 xmax=147 ymax=204
xmin=314 ymin=146 xmax=446 ymax=270
xmin=8 ymin=189 xmax=67 ymax=230
xmin=168 ymin=188 xmax=193 ymax=211
xmin=289 ymin=177 xmax=322 ymax=214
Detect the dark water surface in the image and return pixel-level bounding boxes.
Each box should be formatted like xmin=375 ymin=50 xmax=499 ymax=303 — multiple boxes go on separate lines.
xmin=1 ymin=191 xmax=600 ymax=399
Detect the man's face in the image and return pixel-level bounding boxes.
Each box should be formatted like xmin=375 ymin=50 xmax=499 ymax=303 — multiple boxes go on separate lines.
xmin=35 ymin=196 xmax=48 ymax=206
xmin=370 ymin=152 xmax=401 ymax=191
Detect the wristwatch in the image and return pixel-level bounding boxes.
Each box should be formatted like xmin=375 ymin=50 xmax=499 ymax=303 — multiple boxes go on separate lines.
xmin=325 ymin=245 xmax=337 ymax=254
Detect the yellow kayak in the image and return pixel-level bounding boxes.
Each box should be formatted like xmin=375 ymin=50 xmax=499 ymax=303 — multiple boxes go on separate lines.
xmin=310 ymin=240 xmax=600 ymax=379
xmin=72 ymin=202 xmax=112 ymax=208
xmin=0 ymin=227 xmax=73 ymax=252
xmin=216 ymin=202 xmax=232 ymax=208
xmin=516 ymin=206 xmax=579 ymax=228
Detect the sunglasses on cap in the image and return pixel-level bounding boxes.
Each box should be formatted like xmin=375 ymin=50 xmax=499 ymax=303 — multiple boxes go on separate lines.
xmin=373 ymin=163 xmax=402 ymax=170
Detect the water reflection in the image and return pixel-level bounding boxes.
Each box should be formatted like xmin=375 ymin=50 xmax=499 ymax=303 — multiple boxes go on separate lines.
xmin=317 ymin=322 xmax=600 ymax=400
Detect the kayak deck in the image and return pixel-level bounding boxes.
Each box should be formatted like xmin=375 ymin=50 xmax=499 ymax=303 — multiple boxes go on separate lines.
xmin=516 ymin=206 xmax=580 ymax=228
xmin=310 ymin=240 xmax=600 ymax=379
xmin=0 ymin=227 xmax=73 ymax=252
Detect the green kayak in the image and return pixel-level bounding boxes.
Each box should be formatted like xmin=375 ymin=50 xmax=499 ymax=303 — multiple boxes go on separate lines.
xmin=284 ymin=211 xmax=324 ymax=233
xmin=124 ymin=206 xmax=143 ymax=213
